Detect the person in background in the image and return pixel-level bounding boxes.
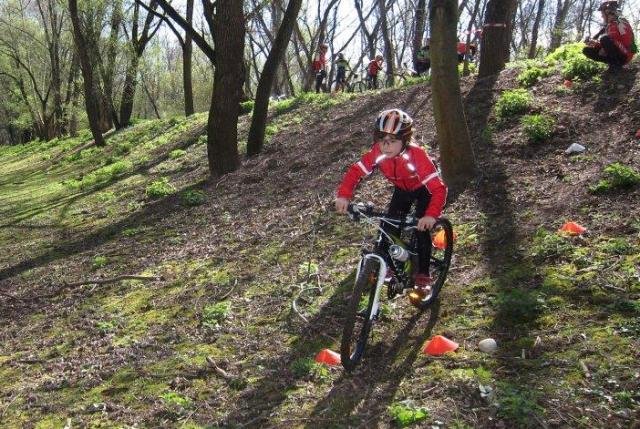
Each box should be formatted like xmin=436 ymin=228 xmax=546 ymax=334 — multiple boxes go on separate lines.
xmin=334 ymin=53 xmax=351 ymax=92
xmin=583 ymin=0 xmax=635 ymax=71
xmin=367 ymin=54 xmax=384 ymax=89
xmin=313 ymin=43 xmax=329 ymax=93
xmin=416 ymin=41 xmax=431 ymax=76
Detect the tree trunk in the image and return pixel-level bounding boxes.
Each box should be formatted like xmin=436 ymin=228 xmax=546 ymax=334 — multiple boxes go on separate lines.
xmin=478 ymin=0 xmax=517 ymax=78
xmin=549 ymin=0 xmax=573 ymax=51
xmin=118 ymin=56 xmax=140 ymax=128
xmin=528 ymin=0 xmax=545 ymax=58
xmin=68 ymin=0 xmax=105 ymax=146
xmin=247 ymin=0 xmax=303 ymax=157
xmin=208 ymin=0 xmax=245 ymax=176
xmin=413 ymin=0 xmax=428 ymax=70
xmin=429 ymin=0 xmax=475 ymax=192
xmin=378 ymin=0 xmax=395 ymax=87
xmin=183 ymin=0 xmax=194 ymax=116
xmin=463 ymin=0 xmax=481 ymax=76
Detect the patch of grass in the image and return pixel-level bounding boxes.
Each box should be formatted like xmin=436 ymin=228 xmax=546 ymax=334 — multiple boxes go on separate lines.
xmin=495 ymin=89 xmax=532 ymax=119
xmin=562 ymin=56 xmax=605 ymax=81
xmin=181 ymin=189 xmax=206 ymax=206
xmin=590 ymin=163 xmax=640 ymax=193
xmin=521 ymin=114 xmax=555 ymax=143
xmin=201 ymin=301 xmax=231 ymax=329
xmin=545 ymin=42 xmax=586 ymax=64
xmin=517 ymin=64 xmax=552 ymax=87
xmin=92 ymin=255 xmax=108 ymax=269
xmin=239 ymin=100 xmax=254 ymax=114
xmin=496 ymin=384 xmax=544 ymax=427
xmin=388 ymin=401 xmax=429 ymax=427
xmin=494 ymin=288 xmax=541 ymax=326
xmin=290 ymin=357 xmax=330 ymax=380
xmin=169 ymin=149 xmax=187 ymax=159
xmin=400 ymin=74 xmax=430 ymax=87
xmin=272 ymin=97 xmax=297 ymax=115
xmin=606 ymin=299 xmax=640 ymax=315
xmin=530 ymin=228 xmax=574 ymax=260
xmin=146 ymin=177 xmax=176 ymax=199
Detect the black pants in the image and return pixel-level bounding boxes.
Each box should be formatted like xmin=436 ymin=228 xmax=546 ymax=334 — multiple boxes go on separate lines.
xmin=416 ymin=60 xmax=430 ymax=76
xmin=315 ymin=70 xmax=327 ymax=93
xmin=583 ymin=36 xmax=627 ymax=68
xmin=381 ymin=187 xmax=432 ymax=275
xmin=367 ymin=74 xmax=378 ymax=89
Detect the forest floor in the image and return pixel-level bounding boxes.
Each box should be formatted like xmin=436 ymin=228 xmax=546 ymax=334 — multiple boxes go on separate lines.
xmin=0 ymin=58 xmax=639 ymax=429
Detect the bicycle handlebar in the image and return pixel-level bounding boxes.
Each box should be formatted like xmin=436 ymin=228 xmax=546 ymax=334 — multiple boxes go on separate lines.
xmin=347 ymin=202 xmax=417 ymax=227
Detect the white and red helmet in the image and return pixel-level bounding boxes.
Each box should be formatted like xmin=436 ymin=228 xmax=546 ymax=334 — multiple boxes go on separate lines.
xmin=375 ymin=109 xmax=413 ymax=140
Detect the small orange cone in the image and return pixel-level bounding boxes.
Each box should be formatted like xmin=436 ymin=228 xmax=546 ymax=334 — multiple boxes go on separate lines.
xmin=563 ymin=79 xmax=573 ymax=88
xmin=559 ymin=221 xmax=587 ymax=236
xmin=423 ymin=335 xmax=459 ymax=356
xmin=315 ymin=348 xmax=341 ymax=366
xmin=432 ymin=229 xmax=457 ymax=250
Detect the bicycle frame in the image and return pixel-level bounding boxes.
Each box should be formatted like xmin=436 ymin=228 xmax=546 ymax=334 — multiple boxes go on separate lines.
xmin=355 ymin=253 xmax=387 ymax=321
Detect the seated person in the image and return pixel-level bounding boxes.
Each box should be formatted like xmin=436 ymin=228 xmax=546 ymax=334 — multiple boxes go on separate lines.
xmin=583 ymin=1 xmax=635 ymax=70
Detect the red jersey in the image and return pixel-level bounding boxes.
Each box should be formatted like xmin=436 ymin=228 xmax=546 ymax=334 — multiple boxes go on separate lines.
xmin=457 ymin=42 xmax=467 ymax=55
xmin=367 ymin=59 xmax=383 ymax=76
xmin=606 ymin=17 xmax=635 ymax=63
xmin=313 ymin=51 xmax=327 ymax=72
xmin=336 ymin=142 xmax=447 ymax=218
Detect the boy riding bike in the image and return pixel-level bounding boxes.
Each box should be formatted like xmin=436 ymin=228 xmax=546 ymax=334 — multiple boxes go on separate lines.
xmin=335 ymin=109 xmax=447 ymax=293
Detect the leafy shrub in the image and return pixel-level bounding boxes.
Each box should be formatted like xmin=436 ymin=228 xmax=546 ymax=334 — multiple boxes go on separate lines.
xmin=517 ymin=66 xmax=551 ymax=87
xmin=145 ymin=177 xmax=176 ymax=199
xmin=290 ymin=357 xmax=330 ymax=380
xmin=545 ymin=42 xmax=585 ymax=64
xmin=496 ymin=384 xmax=543 ymax=427
xmin=562 ymin=56 xmax=605 ymax=80
xmin=92 ymin=256 xmax=108 ymax=269
xmin=521 ymin=114 xmax=555 ymax=143
xmin=67 ymin=160 xmax=133 ymax=190
xmin=272 ymin=97 xmax=297 ymax=114
xmin=530 ymin=228 xmax=574 ymax=260
xmin=180 ymin=189 xmax=206 ymax=206
xmin=202 ymin=301 xmax=231 ymax=329
xmin=169 ymin=149 xmax=186 ymax=159
xmin=239 ymin=100 xmax=254 ymax=114
xmin=590 ymin=163 xmax=640 ymax=193
xmin=457 ymin=62 xmax=478 ymax=76
xmin=495 ymin=89 xmax=532 ymax=119
xmin=401 ymin=74 xmax=430 ymax=87
xmin=388 ymin=402 xmax=430 ymax=427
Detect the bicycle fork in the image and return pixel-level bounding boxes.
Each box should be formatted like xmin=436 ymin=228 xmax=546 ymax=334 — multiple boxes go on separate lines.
xmin=356 ymin=253 xmax=388 ymax=321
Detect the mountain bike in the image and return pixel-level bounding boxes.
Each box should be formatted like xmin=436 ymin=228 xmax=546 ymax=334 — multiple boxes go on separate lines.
xmin=384 ymin=62 xmax=417 ymax=88
xmin=332 ymin=73 xmax=362 ymax=93
xmin=340 ymin=202 xmax=453 ymax=371
xmin=345 ymin=73 xmax=374 ymax=93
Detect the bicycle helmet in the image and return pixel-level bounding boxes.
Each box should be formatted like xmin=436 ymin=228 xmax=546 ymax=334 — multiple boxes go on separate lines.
xmin=375 ymin=109 xmax=413 ymax=140
xmin=375 ymin=54 xmax=383 ymax=60
xmin=598 ymin=0 xmax=618 ymax=12
xmin=319 ymin=43 xmax=329 ymax=50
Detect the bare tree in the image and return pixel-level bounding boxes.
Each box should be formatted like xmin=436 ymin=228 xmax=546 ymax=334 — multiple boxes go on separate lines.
xmin=413 ymin=0 xmax=428 ymax=70
xmin=247 ymin=0 xmax=303 ymax=156
xmin=478 ymin=0 xmax=517 ymax=77
xmin=68 ymin=0 xmax=106 ymax=146
xmin=550 ymin=0 xmax=576 ymax=50
xmin=429 ymin=0 xmax=475 ymax=192
xmin=528 ymin=0 xmax=546 ymax=58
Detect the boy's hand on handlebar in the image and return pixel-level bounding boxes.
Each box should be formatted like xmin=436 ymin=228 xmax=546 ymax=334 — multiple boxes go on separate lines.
xmin=417 ymin=216 xmax=436 ymax=231
xmin=335 ymin=197 xmax=350 ymax=214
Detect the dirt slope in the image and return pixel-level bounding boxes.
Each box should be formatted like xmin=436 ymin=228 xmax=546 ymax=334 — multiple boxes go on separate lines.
xmin=0 ymin=62 xmax=639 ymax=428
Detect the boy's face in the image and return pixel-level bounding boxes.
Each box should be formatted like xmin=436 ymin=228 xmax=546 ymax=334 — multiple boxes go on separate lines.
xmin=377 ymin=133 xmax=404 ymax=157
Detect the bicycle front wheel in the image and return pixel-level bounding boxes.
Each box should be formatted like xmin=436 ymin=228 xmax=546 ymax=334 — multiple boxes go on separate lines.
xmin=415 ymin=218 xmax=454 ymax=310
xmin=340 ymin=258 xmax=379 ymax=371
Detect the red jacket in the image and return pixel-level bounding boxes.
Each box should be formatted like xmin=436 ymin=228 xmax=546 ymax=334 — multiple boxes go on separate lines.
xmin=606 ymin=17 xmax=635 ymax=63
xmin=337 ymin=142 xmax=447 ymax=218
xmin=367 ymin=59 xmax=383 ymax=76
xmin=313 ymin=52 xmax=327 ymax=72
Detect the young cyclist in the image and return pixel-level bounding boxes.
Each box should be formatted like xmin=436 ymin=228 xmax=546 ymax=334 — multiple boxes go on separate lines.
xmin=334 ymin=53 xmax=351 ymax=92
xmin=335 ymin=109 xmax=447 ymax=293
xmin=583 ymin=1 xmax=635 ymax=70
xmin=367 ymin=55 xmax=384 ymax=89
xmin=415 ymin=43 xmax=430 ymax=76
xmin=313 ymin=44 xmax=329 ymax=93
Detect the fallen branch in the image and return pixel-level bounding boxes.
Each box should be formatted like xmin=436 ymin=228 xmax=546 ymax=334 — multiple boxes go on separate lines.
xmin=63 ymin=275 xmax=161 ymax=288
xmin=0 ymin=291 xmax=25 ymax=301
xmin=205 ymin=356 xmax=234 ymax=381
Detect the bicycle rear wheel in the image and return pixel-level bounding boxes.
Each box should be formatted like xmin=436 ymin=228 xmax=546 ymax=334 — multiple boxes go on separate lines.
xmin=350 ymin=81 xmax=366 ymax=93
xmin=415 ymin=218 xmax=454 ymax=309
xmin=340 ymin=258 xmax=379 ymax=371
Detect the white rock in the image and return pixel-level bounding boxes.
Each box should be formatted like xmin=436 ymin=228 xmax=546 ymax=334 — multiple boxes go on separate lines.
xmin=565 ymin=143 xmax=586 ymax=155
xmin=478 ymin=338 xmax=498 ymax=353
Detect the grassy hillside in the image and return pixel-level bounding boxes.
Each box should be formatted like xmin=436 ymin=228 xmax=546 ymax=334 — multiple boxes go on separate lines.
xmin=0 ymin=55 xmax=639 ymax=428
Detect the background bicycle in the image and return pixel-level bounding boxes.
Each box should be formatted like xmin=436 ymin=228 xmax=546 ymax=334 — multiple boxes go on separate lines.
xmin=340 ymin=202 xmax=453 ymax=371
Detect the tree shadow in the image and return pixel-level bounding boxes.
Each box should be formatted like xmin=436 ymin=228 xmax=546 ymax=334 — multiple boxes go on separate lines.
xmin=220 ymin=271 xmax=440 ymax=427
xmin=592 ymin=67 xmax=638 ymax=114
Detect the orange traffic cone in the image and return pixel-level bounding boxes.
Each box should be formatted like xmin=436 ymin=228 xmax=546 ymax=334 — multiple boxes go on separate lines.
xmin=563 ymin=79 xmax=573 ymax=88
xmin=315 ymin=348 xmax=341 ymax=366
xmin=559 ymin=221 xmax=587 ymax=236
xmin=432 ymin=229 xmax=456 ymax=250
xmin=423 ymin=335 xmax=459 ymax=356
